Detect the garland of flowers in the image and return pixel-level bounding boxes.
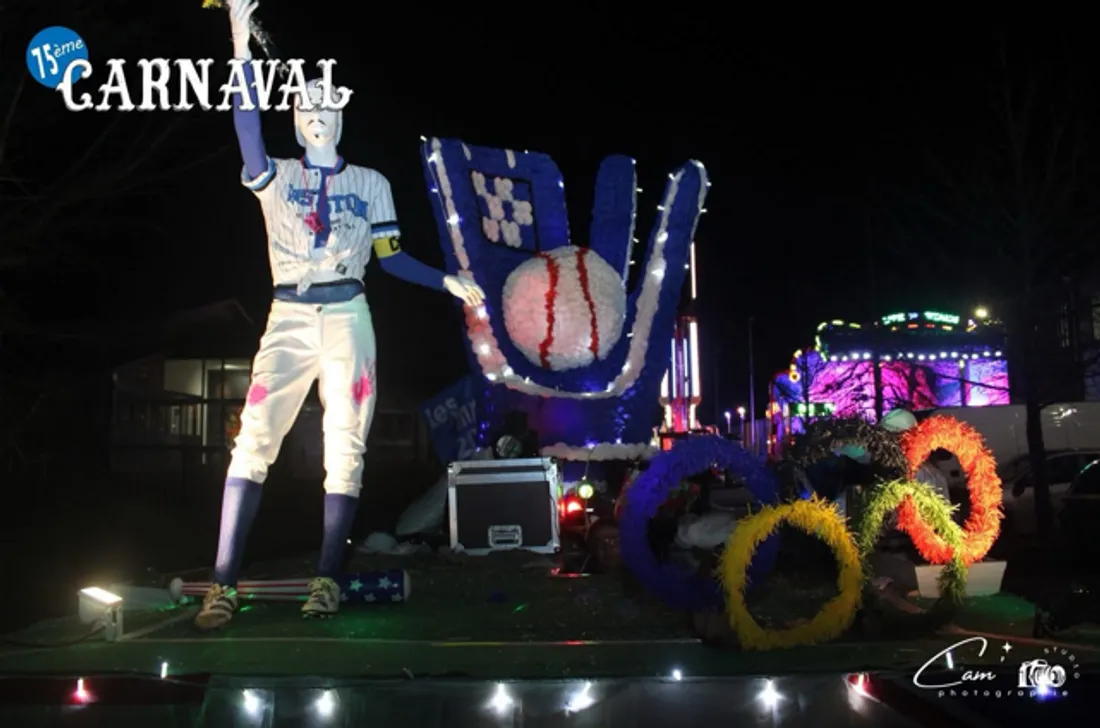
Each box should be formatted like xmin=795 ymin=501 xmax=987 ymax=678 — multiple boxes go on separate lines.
xmin=718 ymin=496 xmax=863 ymax=650
xmin=620 ymin=436 xmax=782 ymax=611
xmin=897 ymin=416 xmax=1003 ymax=565
xmin=856 ymin=479 xmax=967 ymax=634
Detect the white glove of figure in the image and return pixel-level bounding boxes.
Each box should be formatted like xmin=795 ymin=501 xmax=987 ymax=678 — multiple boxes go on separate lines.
xmin=443 ymin=275 xmax=486 ymax=307
xmin=227 ymin=0 xmax=257 ymax=59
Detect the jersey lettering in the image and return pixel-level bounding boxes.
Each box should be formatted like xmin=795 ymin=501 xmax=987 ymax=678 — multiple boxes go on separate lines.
xmin=285 ymin=187 xmax=368 ymax=220
xmin=255 ymin=160 xmax=396 ymax=287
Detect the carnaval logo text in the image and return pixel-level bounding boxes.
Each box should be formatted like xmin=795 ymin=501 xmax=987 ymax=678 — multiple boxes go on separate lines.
xmin=55 ymin=58 xmax=352 ymax=113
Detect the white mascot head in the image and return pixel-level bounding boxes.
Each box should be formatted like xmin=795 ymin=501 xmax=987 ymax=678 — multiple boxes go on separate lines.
xmin=881 ymin=409 xmax=917 ymax=433
xmin=294 ymin=79 xmax=343 ymax=148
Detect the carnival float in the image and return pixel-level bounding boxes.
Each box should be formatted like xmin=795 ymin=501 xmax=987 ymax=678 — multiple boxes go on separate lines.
xmin=416 ymin=138 xmax=1006 ymax=650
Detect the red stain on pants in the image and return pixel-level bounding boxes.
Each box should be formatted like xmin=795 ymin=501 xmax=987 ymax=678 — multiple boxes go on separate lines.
xmin=247 ymin=383 xmax=268 ymax=406
xmin=352 ymin=372 xmax=373 ymax=406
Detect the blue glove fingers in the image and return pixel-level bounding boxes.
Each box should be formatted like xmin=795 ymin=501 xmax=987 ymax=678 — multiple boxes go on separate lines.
xmin=637 ymin=161 xmax=708 ymax=294
xmin=421 ymin=139 xmax=572 ymax=269
xmin=587 ymin=154 xmax=638 ymax=280
xmin=523 ymin=151 xmax=570 ymax=252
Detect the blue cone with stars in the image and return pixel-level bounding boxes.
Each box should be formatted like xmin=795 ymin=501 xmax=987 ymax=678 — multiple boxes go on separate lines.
xmin=338 ymin=570 xmax=409 ymax=604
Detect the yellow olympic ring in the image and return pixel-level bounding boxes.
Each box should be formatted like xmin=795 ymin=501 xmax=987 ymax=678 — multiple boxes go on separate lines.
xmin=719 ymin=497 xmax=863 ymax=650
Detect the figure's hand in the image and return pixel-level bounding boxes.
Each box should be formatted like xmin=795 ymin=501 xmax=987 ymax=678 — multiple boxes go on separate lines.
xmin=443 ymin=275 xmax=486 ymax=307
xmin=227 ymin=0 xmax=257 ymax=58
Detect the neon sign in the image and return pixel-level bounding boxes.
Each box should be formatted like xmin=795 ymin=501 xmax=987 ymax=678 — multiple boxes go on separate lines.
xmin=923 ymin=311 xmax=960 ymax=325
xmin=882 ymin=311 xmax=961 ymax=326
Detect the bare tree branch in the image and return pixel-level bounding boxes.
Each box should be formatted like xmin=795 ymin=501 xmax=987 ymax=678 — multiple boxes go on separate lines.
xmin=882 ymin=39 xmax=1100 ymax=538
xmin=0 ymin=75 xmax=24 ymax=170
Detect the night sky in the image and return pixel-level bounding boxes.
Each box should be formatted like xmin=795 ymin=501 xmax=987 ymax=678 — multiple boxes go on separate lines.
xmin=4 ymin=4 xmax=1098 ymax=420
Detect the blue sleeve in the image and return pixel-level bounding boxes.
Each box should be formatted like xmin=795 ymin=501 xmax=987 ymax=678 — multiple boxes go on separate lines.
xmin=379 ymin=251 xmax=447 ymax=291
xmin=233 ymin=62 xmax=271 ymax=185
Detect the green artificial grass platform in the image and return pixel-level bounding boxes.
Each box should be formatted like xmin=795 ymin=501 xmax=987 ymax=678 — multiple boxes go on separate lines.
xmin=3 ymin=551 xmax=1099 ymax=680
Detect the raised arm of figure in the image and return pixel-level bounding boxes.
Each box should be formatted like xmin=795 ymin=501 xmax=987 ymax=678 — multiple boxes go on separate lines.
xmin=227 ymin=0 xmax=270 ymax=185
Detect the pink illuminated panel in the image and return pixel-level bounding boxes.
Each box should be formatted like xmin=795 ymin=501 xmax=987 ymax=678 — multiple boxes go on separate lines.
xmin=773 ymin=351 xmax=1010 ymax=433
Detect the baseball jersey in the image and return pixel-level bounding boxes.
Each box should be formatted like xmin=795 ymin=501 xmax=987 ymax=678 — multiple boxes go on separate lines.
xmin=242 ymin=157 xmax=401 ymax=290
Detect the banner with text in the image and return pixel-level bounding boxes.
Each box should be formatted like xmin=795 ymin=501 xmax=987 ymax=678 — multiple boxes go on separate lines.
xmin=420 ymin=375 xmax=479 ymax=465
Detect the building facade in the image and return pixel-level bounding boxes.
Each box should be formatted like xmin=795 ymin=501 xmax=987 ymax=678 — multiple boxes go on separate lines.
xmin=110 ymin=300 xmax=433 ymax=487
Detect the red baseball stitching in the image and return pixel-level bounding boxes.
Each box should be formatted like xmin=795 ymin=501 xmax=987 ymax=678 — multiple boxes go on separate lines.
xmin=538 ymin=252 xmax=560 ymax=368
xmin=576 ymin=248 xmax=600 ymax=358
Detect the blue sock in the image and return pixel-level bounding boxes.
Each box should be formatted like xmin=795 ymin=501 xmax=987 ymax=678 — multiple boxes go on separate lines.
xmin=318 ymin=494 xmax=360 ymax=579
xmin=212 ymin=477 xmax=264 ymax=587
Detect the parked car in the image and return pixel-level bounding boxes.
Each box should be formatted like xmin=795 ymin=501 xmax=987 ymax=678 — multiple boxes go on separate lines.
xmin=1058 ymin=458 xmax=1100 ymax=556
xmin=1000 ymin=450 xmax=1100 ymax=535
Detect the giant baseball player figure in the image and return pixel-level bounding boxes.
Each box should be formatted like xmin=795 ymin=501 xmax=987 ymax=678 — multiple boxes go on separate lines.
xmin=195 ymin=0 xmax=484 ymax=631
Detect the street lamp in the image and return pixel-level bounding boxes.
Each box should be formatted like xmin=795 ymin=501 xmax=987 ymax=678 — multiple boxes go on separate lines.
xmin=724 ymin=410 xmax=732 ymax=434
xmin=974 ymin=306 xmax=989 ymax=320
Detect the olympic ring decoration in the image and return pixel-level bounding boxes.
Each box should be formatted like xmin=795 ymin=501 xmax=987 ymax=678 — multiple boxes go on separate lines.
xmin=856 ymin=479 xmax=967 ymax=630
xmin=619 ymin=435 xmax=782 ymax=611
xmin=718 ymin=496 xmax=863 ymax=650
xmin=897 ymin=416 xmax=1003 ymax=565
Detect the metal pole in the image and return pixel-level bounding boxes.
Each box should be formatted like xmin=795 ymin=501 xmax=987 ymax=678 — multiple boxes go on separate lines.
xmin=748 ymin=316 xmax=756 ymax=452
xmin=714 ymin=346 xmax=721 ymax=428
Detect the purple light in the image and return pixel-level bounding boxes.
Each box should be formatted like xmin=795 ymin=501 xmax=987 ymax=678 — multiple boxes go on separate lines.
xmin=773 ymin=350 xmax=1009 ymax=428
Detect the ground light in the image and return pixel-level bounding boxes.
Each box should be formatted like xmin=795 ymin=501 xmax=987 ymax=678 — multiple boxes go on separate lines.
xmin=488 ymin=683 xmax=514 ymax=714
xmin=847 ymin=673 xmax=873 ymax=699
xmin=73 ymin=678 xmax=90 ymax=704
xmin=758 ymin=679 xmax=781 ymax=710
xmin=315 ymin=690 xmax=336 ymax=718
xmin=565 ymin=682 xmax=595 ymax=713
xmin=241 ymin=689 xmax=264 ymax=718
xmin=77 ymin=587 xmax=123 ymax=641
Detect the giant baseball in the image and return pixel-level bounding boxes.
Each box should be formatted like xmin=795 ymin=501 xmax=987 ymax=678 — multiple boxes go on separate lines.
xmin=502 ymin=246 xmax=626 ymax=371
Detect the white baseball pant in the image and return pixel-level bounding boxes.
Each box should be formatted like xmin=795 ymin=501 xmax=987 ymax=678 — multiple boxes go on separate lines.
xmin=227 ymin=294 xmax=377 ymax=496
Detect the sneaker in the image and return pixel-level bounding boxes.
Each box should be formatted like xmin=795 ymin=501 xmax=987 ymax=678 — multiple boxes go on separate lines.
xmin=194 ymin=584 xmax=238 ymax=631
xmin=302 ymin=577 xmax=341 ymax=618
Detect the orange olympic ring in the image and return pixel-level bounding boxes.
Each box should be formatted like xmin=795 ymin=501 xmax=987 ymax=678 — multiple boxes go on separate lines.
xmin=896 ymin=415 xmax=1003 ymax=566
